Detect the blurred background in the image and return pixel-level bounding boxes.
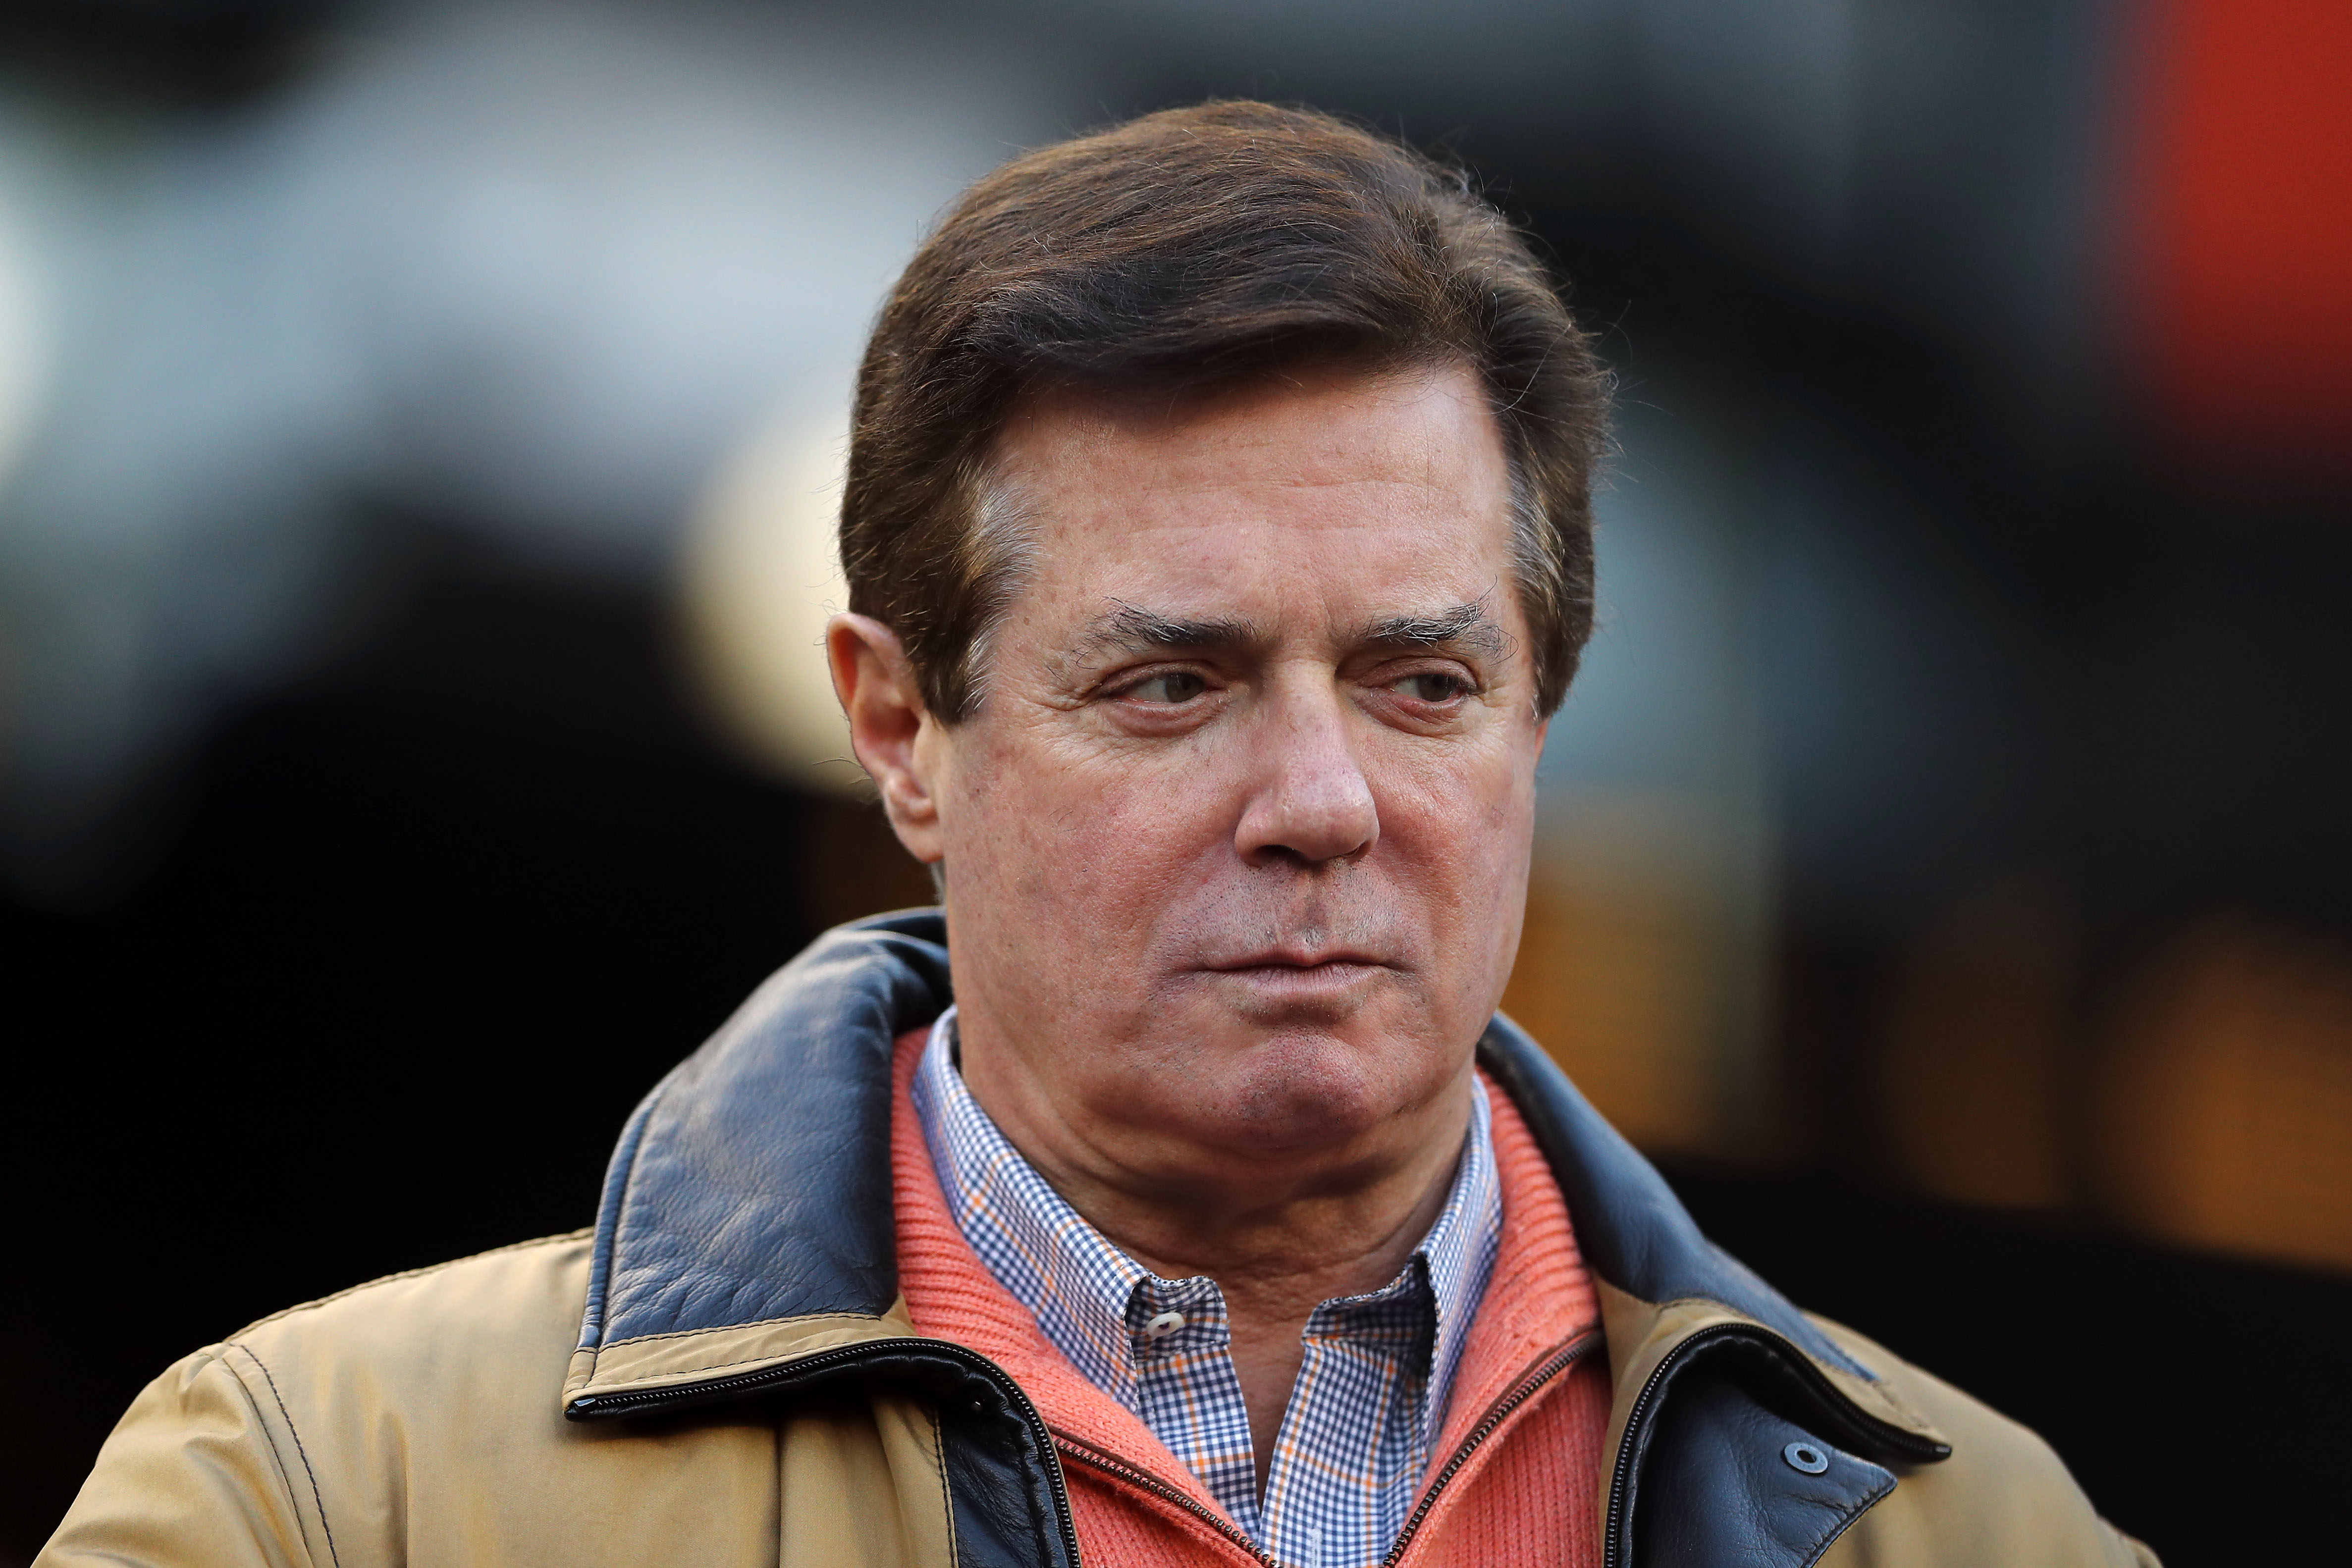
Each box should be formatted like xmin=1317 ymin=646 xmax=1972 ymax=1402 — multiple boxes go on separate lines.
xmin=2 ymin=0 xmax=2347 ymax=1560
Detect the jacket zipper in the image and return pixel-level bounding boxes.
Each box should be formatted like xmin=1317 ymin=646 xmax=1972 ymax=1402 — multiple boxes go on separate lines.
xmin=568 ymin=1336 xmax=1083 ymax=1568
xmin=1599 ymin=1323 xmax=1951 ymax=1568
xmin=1052 ymin=1432 xmax=1276 ymax=1566
xmin=1381 ymin=1328 xmax=1601 ymax=1566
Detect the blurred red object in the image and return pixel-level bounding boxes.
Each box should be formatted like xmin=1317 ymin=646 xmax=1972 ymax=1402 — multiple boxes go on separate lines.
xmin=2126 ymin=0 xmax=2352 ymax=467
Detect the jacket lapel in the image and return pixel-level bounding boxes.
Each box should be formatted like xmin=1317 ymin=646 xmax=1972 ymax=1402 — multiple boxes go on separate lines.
xmin=566 ymin=912 xmax=1079 ymax=1568
xmin=1479 ymin=1017 xmax=1949 ymax=1568
xmin=568 ymin=911 xmax=952 ymax=1408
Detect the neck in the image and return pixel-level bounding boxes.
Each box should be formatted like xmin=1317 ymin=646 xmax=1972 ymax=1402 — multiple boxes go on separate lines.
xmin=1123 ymin=1153 xmax=1466 ymax=1494
xmin=1071 ymin=1127 xmax=1467 ymax=1310
xmin=961 ymin=1043 xmax=1477 ymax=1489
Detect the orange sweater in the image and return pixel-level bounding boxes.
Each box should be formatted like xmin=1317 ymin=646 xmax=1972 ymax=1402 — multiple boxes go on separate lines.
xmin=892 ymin=1031 xmax=1610 ymax=1567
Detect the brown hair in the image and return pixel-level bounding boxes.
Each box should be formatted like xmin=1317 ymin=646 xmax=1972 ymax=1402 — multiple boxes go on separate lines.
xmin=841 ymin=101 xmax=1609 ymax=719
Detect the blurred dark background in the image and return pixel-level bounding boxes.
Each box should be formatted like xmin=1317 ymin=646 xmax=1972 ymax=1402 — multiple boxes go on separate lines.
xmin=4 ymin=1 xmax=2348 ymax=1563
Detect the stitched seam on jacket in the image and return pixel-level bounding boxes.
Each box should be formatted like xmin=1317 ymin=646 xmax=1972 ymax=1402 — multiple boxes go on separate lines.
xmin=588 ymin=1342 xmax=917 ymax=1381
xmin=224 ymin=1341 xmax=344 ymax=1568
xmin=228 ymin=1230 xmax=592 ymax=1339
xmin=201 ymin=1350 xmax=321 ymax=1568
xmin=596 ymin=1311 xmax=888 ymax=1350
xmin=929 ymin=1406 xmax=958 ymax=1567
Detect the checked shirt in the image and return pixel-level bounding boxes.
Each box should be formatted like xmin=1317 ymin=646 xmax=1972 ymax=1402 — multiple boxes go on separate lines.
xmin=911 ymin=1009 xmax=1502 ymax=1568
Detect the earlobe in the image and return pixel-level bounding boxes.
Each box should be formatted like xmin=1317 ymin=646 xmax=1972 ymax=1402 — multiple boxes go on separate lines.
xmin=825 ymin=613 xmax=946 ymax=863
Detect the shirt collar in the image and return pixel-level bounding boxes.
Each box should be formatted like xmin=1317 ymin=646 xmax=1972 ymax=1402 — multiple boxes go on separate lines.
xmin=910 ymin=1005 xmax=1501 ymax=1432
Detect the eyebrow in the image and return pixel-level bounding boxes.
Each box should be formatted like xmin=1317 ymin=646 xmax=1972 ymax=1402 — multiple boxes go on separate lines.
xmin=1072 ymin=601 xmax=1269 ymax=661
xmin=1065 ymin=596 xmax=1510 ymax=668
xmin=1360 ymin=600 xmax=1511 ymax=660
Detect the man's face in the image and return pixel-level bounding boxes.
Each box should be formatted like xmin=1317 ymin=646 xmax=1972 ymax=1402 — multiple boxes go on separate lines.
xmin=912 ymin=361 xmax=1547 ymax=1189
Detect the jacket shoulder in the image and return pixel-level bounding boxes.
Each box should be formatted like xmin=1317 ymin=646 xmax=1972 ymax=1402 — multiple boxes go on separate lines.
xmin=1811 ymin=1317 xmax=2159 ymax=1568
xmin=44 ymin=1234 xmax=607 ymax=1568
xmin=227 ymin=1229 xmax=594 ymax=1388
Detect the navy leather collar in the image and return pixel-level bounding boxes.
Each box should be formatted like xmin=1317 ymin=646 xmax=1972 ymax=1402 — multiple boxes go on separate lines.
xmin=580 ymin=910 xmax=951 ymax=1350
xmin=1475 ymin=1013 xmax=1871 ymax=1379
xmin=580 ymin=908 xmax=1865 ymax=1382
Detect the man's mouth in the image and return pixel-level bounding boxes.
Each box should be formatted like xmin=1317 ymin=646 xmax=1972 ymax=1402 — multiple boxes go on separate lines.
xmin=1201 ymin=947 xmax=1394 ymax=990
xmin=1206 ymin=942 xmax=1388 ymax=971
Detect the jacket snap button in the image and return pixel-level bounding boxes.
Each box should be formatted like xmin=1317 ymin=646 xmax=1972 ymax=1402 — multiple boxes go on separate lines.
xmin=1143 ymin=1310 xmax=1186 ymax=1340
xmin=1783 ymin=1442 xmax=1830 ymax=1475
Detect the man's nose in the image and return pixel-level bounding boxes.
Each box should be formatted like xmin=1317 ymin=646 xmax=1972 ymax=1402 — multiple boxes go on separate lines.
xmin=1231 ymin=686 xmax=1380 ymax=867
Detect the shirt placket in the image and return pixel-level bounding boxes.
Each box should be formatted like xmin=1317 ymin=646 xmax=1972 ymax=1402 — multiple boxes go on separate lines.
xmin=1125 ymin=1275 xmax=1263 ymax=1538
xmin=1258 ymin=1278 xmax=1435 ymax=1568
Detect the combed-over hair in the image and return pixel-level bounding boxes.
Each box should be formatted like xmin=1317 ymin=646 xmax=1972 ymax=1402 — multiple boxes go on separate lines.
xmin=841 ymin=101 xmax=1609 ymax=720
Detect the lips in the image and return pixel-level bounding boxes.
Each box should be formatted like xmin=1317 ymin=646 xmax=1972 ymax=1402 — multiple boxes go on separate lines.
xmin=1203 ymin=946 xmax=1391 ymax=973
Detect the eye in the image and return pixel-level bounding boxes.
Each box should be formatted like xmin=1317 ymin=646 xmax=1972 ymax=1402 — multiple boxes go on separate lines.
xmin=1120 ymin=670 xmax=1210 ymax=704
xmin=1390 ymin=671 xmax=1472 ymax=703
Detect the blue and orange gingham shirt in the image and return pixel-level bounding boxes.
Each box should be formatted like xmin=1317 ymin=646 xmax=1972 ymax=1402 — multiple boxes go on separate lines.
xmin=911 ymin=1008 xmax=1502 ymax=1568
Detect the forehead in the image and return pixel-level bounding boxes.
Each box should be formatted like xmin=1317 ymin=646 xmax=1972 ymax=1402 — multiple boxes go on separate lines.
xmin=988 ymin=361 xmax=1519 ymax=641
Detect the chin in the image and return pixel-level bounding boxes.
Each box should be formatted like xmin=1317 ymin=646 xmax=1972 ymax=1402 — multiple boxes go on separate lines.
xmin=1189 ymin=1025 xmax=1428 ymax=1153
xmin=1115 ymin=977 xmax=1477 ymax=1154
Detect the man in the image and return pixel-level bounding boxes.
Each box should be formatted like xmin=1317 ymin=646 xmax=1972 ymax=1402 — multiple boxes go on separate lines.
xmin=45 ymin=103 xmax=2153 ymax=1568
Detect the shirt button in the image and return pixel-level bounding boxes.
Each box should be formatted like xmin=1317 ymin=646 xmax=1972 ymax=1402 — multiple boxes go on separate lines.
xmin=1143 ymin=1310 xmax=1186 ymax=1340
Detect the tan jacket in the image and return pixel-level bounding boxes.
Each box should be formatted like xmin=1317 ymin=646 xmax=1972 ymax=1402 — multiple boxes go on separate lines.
xmin=43 ymin=913 xmax=2159 ymax=1568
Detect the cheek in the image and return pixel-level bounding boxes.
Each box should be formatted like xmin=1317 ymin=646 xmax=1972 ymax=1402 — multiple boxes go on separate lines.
xmin=944 ymin=705 xmax=1540 ymax=964
xmin=946 ymin=722 xmax=1223 ymax=916
xmin=1388 ymin=730 xmax=1538 ymax=848
xmin=1382 ymin=740 xmax=1539 ymax=936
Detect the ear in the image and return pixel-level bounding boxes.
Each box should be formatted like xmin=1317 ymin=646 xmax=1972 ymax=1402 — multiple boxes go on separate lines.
xmin=826 ymin=613 xmax=946 ymax=864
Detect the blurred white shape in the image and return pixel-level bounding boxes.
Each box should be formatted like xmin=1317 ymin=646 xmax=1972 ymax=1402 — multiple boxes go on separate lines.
xmin=0 ymin=176 xmax=50 ymax=497
xmin=0 ymin=0 xmax=1066 ymax=897
xmin=286 ymin=1 xmax=1037 ymax=567
xmin=680 ymin=391 xmax=857 ymax=793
